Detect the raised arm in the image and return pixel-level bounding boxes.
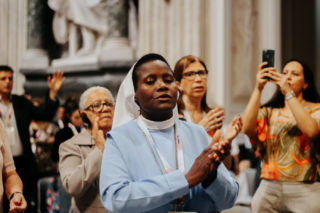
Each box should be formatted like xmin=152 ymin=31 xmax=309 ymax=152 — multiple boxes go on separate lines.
xmin=242 ymin=63 xmax=271 ymax=137
xmin=286 ymin=98 xmax=320 ymax=139
xmin=47 ymin=71 xmax=65 ymax=100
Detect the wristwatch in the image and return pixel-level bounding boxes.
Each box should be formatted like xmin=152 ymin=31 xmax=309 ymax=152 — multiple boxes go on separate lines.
xmin=285 ymin=90 xmax=296 ymax=101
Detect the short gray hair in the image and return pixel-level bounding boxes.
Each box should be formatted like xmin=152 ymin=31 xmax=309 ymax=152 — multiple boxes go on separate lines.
xmin=79 ymin=86 xmax=114 ymax=111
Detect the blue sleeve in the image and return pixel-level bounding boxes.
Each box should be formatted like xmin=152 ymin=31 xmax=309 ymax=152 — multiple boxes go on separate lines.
xmin=204 ymin=163 xmax=239 ymax=210
xmin=99 ymin=135 xmax=190 ymax=213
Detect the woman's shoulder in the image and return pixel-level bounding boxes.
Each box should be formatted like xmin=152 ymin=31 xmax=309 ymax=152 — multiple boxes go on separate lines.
xmin=60 ymin=130 xmax=91 ymax=148
xmin=108 ymin=120 xmax=139 ymax=139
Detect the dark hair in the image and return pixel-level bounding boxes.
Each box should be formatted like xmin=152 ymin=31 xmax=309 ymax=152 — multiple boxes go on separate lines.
xmin=64 ymin=96 xmax=79 ymax=124
xmin=0 ymin=65 xmax=13 ymax=73
xmin=263 ymin=59 xmax=320 ymax=108
xmin=173 ymin=55 xmax=210 ymax=113
xmin=132 ymin=53 xmax=171 ymax=91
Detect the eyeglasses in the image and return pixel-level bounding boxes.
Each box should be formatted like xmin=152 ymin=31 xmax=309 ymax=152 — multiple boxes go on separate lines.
xmin=182 ymin=70 xmax=207 ymax=80
xmin=85 ymin=101 xmax=114 ymax=112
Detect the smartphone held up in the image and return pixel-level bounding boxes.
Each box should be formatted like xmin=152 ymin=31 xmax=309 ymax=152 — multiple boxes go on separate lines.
xmin=262 ymin=49 xmax=275 ymax=80
xmin=262 ymin=49 xmax=274 ymax=67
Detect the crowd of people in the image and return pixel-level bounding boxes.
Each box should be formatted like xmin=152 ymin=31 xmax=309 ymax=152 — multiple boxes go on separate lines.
xmin=0 ymin=52 xmax=319 ymax=213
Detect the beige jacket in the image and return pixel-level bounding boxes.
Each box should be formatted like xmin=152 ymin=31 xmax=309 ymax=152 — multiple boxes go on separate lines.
xmin=59 ymin=130 xmax=107 ymax=213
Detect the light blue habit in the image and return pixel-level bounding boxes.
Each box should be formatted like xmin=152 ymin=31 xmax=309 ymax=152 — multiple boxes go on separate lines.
xmin=100 ymin=119 xmax=238 ymax=213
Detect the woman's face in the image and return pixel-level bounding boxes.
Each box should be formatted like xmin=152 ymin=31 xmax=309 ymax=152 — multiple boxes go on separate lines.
xmin=70 ymin=110 xmax=83 ymax=128
xmin=85 ymin=90 xmax=114 ymax=131
xmin=282 ymin=61 xmax=308 ymax=95
xmin=135 ymin=60 xmax=178 ymax=119
xmin=178 ymin=62 xmax=207 ymax=100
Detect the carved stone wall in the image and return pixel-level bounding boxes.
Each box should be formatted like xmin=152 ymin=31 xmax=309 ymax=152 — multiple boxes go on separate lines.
xmin=21 ymin=0 xmax=135 ymax=100
xmin=1 ymin=0 xmax=285 ymax=113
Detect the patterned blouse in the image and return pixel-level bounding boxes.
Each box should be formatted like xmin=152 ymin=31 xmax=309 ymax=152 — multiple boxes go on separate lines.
xmin=253 ymin=103 xmax=320 ymax=182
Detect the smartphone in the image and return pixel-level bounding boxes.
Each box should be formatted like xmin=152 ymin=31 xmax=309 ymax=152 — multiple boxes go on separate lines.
xmin=262 ymin=49 xmax=275 ymax=80
xmin=262 ymin=49 xmax=275 ymax=68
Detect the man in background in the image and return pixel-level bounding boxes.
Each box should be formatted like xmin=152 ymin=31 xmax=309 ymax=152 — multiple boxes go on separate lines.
xmin=0 ymin=65 xmax=65 ymax=211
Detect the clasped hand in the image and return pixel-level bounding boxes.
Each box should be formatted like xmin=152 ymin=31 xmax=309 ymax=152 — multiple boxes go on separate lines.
xmin=185 ymin=115 xmax=242 ymax=188
xmin=199 ymin=106 xmax=224 ymax=133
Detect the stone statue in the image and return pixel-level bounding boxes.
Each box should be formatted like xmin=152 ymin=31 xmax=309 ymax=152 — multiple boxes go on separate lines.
xmin=48 ymin=0 xmax=108 ymax=57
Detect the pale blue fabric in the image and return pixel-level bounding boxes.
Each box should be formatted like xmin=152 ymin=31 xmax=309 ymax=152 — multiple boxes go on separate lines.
xmin=100 ymin=119 xmax=238 ymax=213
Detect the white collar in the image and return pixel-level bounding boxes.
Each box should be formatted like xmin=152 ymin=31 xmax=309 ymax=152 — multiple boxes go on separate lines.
xmin=140 ymin=115 xmax=175 ymax=130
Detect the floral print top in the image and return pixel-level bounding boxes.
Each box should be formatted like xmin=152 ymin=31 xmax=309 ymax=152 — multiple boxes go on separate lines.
xmin=252 ymin=103 xmax=320 ymax=182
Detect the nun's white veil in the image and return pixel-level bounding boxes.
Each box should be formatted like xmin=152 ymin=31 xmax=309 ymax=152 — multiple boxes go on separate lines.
xmin=112 ymin=58 xmax=178 ymax=129
xmin=112 ymin=65 xmax=139 ymax=128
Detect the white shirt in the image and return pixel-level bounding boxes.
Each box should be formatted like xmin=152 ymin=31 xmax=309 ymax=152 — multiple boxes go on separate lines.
xmin=0 ymin=98 xmax=23 ymax=156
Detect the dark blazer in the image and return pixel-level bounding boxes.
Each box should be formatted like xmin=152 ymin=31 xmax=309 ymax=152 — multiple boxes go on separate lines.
xmin=11 ymin=94 xmax=59 ymax=173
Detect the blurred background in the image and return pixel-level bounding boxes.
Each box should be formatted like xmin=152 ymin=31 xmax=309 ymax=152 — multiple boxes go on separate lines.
xmin=0 ymin=0 xmax=319 ymax=122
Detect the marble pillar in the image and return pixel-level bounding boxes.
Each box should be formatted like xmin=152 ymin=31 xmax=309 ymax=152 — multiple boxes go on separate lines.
xmin=206 ymin=0 xmax=281 ymax=120
xmin=22 ymin=0 xmax=49 ymax=70
xmin=206 ymin=0 xmax=231 ymax=115
xmin=258 ymin=0 xmax=281 ymax=104
xmin=231 ymin=0 xmax=259 ymax=106
xmin=100 ymin=0 xmax=134 ymax=65
xmin=137 ymin=0 xmax=204 ymax=67
xmin=0 ymin=0 xmax=27 ymax=94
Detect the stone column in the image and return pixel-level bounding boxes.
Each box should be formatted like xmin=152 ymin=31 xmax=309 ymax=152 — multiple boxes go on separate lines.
xmin=206 ymin=0 xmax=232 ymax=117
xmin=137 ymin=0 xmax=204 ymax=67
xmin=22 ymin=0 xmax=49 ymax=70
xmin=229 ymin=0 xmax=260 ymax=116
xmin=100 ymin=0 xmax=134 ymax=65
xmin=0 ymin=0 xmax=27 ymax=94
xmin=259 ymin=0 xmax=281 ymax=104
xmin=206 ymin=0 xmax=281 ymax=121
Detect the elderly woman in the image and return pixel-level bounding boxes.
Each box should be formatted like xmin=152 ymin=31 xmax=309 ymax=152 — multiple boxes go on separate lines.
xmin=243 ymin=60 xmax=320 ymax=212
xmin=0 ymin=120 xmax=27 ymax=212
xmin=100 ymin=53 xmax=242 ymax=213
xmin=59 ymin=86 xmax=114 ymax=212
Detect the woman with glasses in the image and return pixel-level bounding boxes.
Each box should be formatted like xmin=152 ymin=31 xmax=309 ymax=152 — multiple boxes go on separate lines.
xmin=174 ymin=55 xmax=224 ymax=138
xmin=59 ymin=86 xmax=114 ymax=212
